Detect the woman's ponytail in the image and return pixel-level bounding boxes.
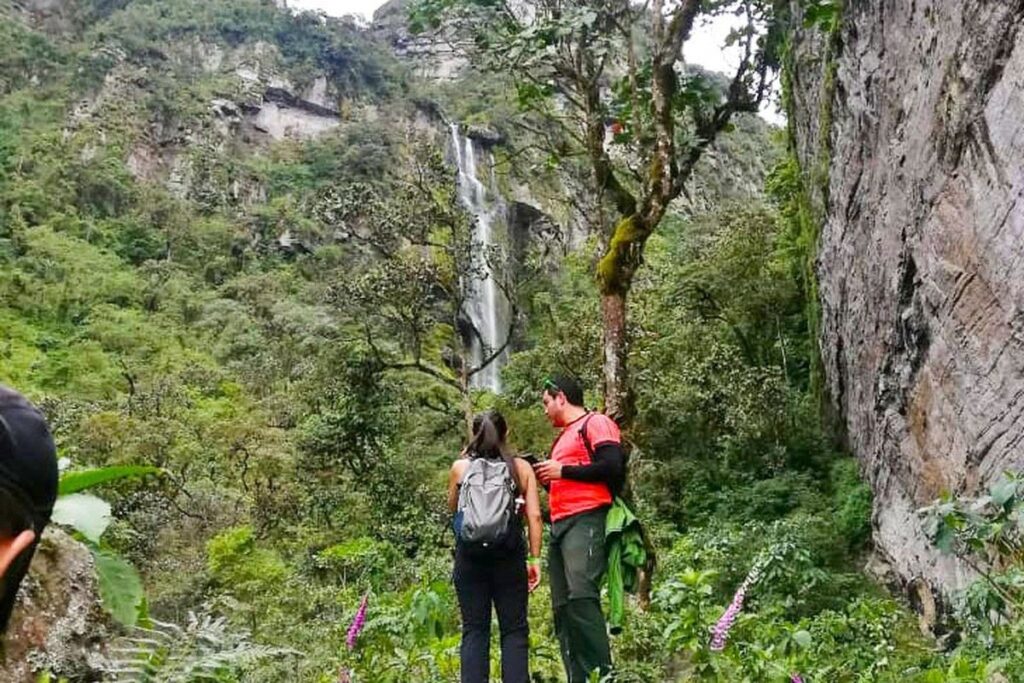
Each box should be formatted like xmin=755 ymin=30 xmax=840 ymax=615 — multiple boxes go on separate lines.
xmin=467 ymin=411 xmax=507 ymax=460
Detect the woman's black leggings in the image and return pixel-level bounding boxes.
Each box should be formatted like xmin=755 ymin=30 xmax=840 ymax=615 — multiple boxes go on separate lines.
xmin=453 ymin=546 xmax=530 ymax=683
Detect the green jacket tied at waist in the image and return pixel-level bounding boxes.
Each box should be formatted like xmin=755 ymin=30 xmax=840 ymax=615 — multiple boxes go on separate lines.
xmin=604 ymin=497 xmax=647 ymax=633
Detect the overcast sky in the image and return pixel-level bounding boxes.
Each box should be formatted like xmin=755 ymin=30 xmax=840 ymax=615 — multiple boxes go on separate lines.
xmin=290 ymin=0 xmax=382 ymax=20
xmin=289 ymin=0 xmax=783 ymax=123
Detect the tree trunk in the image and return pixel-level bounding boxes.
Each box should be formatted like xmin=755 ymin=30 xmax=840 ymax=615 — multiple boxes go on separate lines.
xmin=460 ymin=358 xmax=473 ymax=439
xmin=601 ymin=289 xmax=656 ymax=606
xmin=600 ymin=291 xmax=633 ymax=427
xmin=601 ymin=288 xmax=658 ymax=606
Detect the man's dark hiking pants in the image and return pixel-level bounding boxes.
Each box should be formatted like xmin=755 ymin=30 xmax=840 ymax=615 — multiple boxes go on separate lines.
xmin=454 ymin=543 xmax=529 ymax=683
xmin=549 ymin=506 xmax=612 ymax=682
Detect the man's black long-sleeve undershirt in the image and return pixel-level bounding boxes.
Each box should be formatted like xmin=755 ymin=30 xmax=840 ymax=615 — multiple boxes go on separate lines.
xmin=562 ymin=442 xmax=626 ymax=495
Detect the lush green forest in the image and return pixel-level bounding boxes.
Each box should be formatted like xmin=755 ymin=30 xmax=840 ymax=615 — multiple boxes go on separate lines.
xmin=3 ymin=1 xmax=1024 ymax=681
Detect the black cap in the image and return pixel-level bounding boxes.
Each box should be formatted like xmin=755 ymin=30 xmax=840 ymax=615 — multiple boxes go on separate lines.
xmin=0 ymin=385 xmax=59 ymax=533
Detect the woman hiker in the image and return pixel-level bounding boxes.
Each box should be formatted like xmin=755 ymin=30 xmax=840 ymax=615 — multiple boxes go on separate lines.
xmin=448 ymin=410 xmax=543 ymax=683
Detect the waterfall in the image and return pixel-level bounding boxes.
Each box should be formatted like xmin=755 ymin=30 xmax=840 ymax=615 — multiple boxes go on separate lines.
xmin=450 ymin=123 xmax=509 ymax=393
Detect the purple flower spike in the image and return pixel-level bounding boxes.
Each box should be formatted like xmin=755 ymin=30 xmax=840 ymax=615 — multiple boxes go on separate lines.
xmin=709 ymin=585 xmax=746 ymax=651
xmin=346 ymin=593 xmax=369 ymax=650
xmin=790 ymin=675 xmax=804 ymax=683
xmin=708 ymin=542 xmax=794 ymax=652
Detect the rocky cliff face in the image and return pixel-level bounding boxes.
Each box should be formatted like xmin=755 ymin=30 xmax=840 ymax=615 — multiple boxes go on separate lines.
xmin=2 ymin=530 xmax=113 ymax=682
xmin=372 ymin=0 xmax=467 ymax=80
xmin=72 ymin=37 xmax=345 ymax=199
xmin=791 ymin=1 xmax=1024 ymax=602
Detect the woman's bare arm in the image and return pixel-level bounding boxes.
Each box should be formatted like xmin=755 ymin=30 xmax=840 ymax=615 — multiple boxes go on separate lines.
xmin=517 ymin=459 xmax=543 ymax=559
xmin=448 ymin=460 xmax=468 ymax=513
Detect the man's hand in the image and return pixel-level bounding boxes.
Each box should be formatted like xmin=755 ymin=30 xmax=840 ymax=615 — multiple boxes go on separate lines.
xmin=527 ymin=561 xmax=541 ymax=592
xmin=0 ymin=529 xmax=35 ymax=578
xmin=533 ymin=459 xmax=562 ymax=485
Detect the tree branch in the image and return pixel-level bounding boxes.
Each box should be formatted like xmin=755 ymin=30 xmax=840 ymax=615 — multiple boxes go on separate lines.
xmin=583 ymin=80 xmax=637 ymax=219
xmin=363 ymin=311 xmax=462 ymax=390
xmin=382 ymin=359 xmax=462 ymax=389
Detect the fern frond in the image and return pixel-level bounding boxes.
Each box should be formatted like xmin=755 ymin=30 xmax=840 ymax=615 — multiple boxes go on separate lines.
xmin=107 ymin=611 xmax=301 ymax=682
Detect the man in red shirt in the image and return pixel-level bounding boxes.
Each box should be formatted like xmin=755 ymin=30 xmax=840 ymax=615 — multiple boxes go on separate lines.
xmin=534 ymin=376 xmax=625 ymax=682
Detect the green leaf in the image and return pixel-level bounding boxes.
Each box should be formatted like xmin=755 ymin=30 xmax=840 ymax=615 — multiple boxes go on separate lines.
xmin=91 ymin=546 xmax=145 ymax=627
xmin=934 ymin=523 xmax=955 ymax=554
xmin=51 ymin=493 xmax=111 ymax=543
xmin=803 ymin=0 xmax=841 ymax=30
xmin=792 ymin=629 xmax=812 ymax=648
xmin=985 ymin=659 xmax=1008 ymax=676
xmin=990 ymin=475 xmax=1017 ymax=507
xmin=135 ymin=596 xmax=154 ymax=629
xmin=58 ymin=465 xmax=161 ymax=495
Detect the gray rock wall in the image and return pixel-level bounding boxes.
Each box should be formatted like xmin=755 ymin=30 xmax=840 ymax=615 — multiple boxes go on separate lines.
xmin=372 ymin=0 xmax=467 ymax=81
xmin=791 ymin=1 xmax=1024 ymax=598
xmin=2 ymin=530 xmax=113 ymax=682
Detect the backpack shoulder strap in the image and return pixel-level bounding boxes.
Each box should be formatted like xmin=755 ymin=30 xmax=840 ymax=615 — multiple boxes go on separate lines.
xmin=578 ymin=413 xmax=596 ymax=461
xmin=501 ymin=453 xmax=523 ymax=496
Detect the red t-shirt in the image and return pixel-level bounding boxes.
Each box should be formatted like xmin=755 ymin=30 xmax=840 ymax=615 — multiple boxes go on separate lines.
xmin=548 ymin=413 xmax=619 ymax=522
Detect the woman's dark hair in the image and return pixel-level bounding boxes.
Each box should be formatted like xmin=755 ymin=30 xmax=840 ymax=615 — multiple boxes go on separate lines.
xmin=467 ymin=410 xmax=509 ymax=460
xmin=466 ymin=411 xmax=520 ymax=493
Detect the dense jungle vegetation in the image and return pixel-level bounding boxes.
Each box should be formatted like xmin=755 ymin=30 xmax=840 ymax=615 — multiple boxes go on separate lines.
xmin=3 ymin=1 xmax=1024 ymax=681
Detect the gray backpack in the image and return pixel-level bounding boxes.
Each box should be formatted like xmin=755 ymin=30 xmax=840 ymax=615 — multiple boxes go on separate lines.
xmin=455 ymin=456 xmax=519 ymax=554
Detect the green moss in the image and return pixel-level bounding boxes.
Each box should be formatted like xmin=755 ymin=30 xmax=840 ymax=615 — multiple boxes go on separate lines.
xmin=774 ymin=3 xmax=844 ymax=407
xmin=597 ymin=213 xmax=642 ymax=295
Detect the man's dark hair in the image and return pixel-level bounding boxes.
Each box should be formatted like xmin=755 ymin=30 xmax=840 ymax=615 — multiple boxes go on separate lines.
xmin=543 ymin=375 xmax=585 ymax=407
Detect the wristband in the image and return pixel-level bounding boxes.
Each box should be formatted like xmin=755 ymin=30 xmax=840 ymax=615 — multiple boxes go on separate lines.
xmin=526 ymin=556 xmax=541 ymax=567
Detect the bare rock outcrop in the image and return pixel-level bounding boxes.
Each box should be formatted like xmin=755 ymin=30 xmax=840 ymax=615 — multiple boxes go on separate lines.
xmin=64 ymin=35 xmax=344 ymax=210
xmin=2 ymin=529 xmax=113 ymax=682
xmin=790 ymin=1 xmax=1024 ymax=599
xmin=372 ymin=0 xmax=467 ymax=80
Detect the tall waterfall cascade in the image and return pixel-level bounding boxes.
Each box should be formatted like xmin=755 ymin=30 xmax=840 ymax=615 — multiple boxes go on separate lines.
xmin=449 ymin=124 xmax=510 ymax=393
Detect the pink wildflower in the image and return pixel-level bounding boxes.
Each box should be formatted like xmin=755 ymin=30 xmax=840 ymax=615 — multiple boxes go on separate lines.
xmin=790 ymin=676 xmax=803 ymax=683
xmin=346 ymin=593 xmax=369 ymax=650
xmin=708 ymin=543 xmax=791 ymax=652
xmin=709 ymin=556 xmax=768 ymax=651
xmin=709 ymin=585 xmax=746 ymax=651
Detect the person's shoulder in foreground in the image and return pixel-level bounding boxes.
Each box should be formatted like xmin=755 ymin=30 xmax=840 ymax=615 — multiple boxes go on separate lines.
xmin=0 ymin=384 xmax=59 ymax=634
